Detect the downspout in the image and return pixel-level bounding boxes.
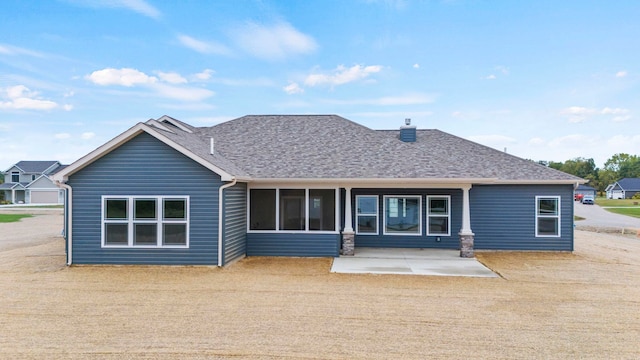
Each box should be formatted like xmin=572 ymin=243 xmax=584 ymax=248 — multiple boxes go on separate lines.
xmin=55 ymin=181 xmax=73 ymax=266
xmin=218 ymin=178 xmax=237 ymax=267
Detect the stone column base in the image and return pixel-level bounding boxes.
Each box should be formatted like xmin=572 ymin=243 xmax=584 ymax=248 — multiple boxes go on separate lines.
xmin=459 ymin=233 xmax=474 ymax=258
xmin=341 ymin=232 xmax=355 ymax=256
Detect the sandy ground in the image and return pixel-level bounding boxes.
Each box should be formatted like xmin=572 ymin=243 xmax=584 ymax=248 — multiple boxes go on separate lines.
xmin=1 ymin=212 xmax=639 ymax=359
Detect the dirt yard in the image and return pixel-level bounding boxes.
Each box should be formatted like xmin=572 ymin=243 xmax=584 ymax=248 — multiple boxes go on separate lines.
xmin=1 ymin=211 xmax=639 ymax=359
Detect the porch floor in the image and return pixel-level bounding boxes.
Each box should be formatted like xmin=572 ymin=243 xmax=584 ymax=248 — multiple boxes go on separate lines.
xmin=331 ymin=248 xmax=498 ymax=277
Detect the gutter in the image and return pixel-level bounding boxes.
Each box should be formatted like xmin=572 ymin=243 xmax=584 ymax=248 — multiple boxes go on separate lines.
xmin=55 ymin=181 xmax=73 ymax=266
xmin=218 ymin=178 xmax=237 ymax=267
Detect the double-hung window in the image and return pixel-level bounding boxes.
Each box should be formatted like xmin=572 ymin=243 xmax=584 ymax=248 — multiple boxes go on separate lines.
xmin=11 ymin=172 xmax=20 ymax=183
xmin=536 ymin=196 xmax=560 ymax=237
xmin=356 ymin=195 xmax=378 ymax=235
xmin=427 ymin=195 xmax=450 ymax=236
xmin=383 ymin=195 xmax=421 ymax=235
xmin=102 ymin=196 xmax=189 ymax=247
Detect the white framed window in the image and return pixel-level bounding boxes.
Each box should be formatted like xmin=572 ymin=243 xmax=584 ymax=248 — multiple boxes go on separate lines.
xmin=248 ymin=188 xmax=337 ymax=233
xmin=383 ymin=195 xmax=421 ymax=235
xmin=536 ymin=196 xmax=561 ymax=237
xmin=11 ymin=171 xmax=20 ymax=183
xmin=102 ymin=196 xmax=189 ymax=248
xmin=427 ymin=195 xmax=451 ymax=236
xmin=356 ymin=195 xmax=378 ymax=235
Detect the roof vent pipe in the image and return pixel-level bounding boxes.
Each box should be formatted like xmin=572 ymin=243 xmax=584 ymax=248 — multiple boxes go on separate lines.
xmin=210 ymin=137 xmax=214 ymax=155
xmin=400 ymin=118 xmax=416 ymax=142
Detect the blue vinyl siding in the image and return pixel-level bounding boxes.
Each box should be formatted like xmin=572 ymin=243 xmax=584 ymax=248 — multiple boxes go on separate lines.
xmin=352 ymin=189 xmax=462 ymax=249
xmin=247 ymin=233 xmax=340 ymax=257
xmin=67 ymin=133 xmax=222 ymax=265
xmin=222 ymin=182 xmax=247 ymax=265
xmin=470 ymin=184 xmax=574 ymax=251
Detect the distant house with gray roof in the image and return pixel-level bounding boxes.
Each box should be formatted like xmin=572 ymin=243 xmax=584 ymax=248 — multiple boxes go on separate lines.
xmin=52 ymin=115 xmax=584 ymax=266
xmin=1 ymin=160 xmax=65 ymax=204
xmin=606 ymin=178 xmax=640 ymax=199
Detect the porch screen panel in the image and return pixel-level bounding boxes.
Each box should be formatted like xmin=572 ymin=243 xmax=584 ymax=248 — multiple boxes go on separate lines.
xmin=309 ymin=189 xmax=335 ymax=231
xmin=250 ymin=189 xmax=276 ymax=230
xmin=280 ymin=189 xmax=305 ymax=230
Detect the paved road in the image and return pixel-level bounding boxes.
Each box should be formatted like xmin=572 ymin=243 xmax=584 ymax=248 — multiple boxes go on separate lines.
xmin=574 ymin=201 xmax=640 ymax=230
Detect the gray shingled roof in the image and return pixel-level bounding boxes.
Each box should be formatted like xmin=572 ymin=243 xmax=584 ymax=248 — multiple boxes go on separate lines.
xmin=12 ymin=161 xmax=60 ymax=174
xmin=617 ymin=178 xmax=640 ymax=190
xmin=179 ymin=114 xmax=582 ymax=182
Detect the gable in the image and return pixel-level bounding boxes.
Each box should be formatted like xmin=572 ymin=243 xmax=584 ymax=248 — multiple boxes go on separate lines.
xmin=53 ymin=123 xmax=236 ymax=183
xmin=27 ymin=175 xmax=57 ymax=189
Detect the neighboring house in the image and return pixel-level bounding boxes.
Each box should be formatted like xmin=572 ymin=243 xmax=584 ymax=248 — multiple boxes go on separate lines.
xmin=606 ymin=178 xmax=640 ymax=199
xmin=575 ymin=184 xmax=596 ymax=199
xmin=52 ymin=115 xmax=584 ymax=266
xmin=1 ymin=161 xmax=66 ymax=204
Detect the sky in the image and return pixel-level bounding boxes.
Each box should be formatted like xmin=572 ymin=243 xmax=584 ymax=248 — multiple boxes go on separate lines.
xmin=1 ymin=0 xmax=639 ymax=171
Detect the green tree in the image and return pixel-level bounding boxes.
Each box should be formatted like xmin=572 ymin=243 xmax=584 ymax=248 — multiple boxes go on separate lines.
xmin=604 ymin=153 xmax=637 ymax=173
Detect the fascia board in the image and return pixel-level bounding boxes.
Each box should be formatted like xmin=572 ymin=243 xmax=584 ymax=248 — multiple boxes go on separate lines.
xmin=248 ymin=178 xmax=498 ymax=188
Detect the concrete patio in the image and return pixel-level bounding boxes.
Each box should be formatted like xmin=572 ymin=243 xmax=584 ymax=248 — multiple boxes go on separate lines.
xmin=331 ymin=248 xmax=499 ymax=277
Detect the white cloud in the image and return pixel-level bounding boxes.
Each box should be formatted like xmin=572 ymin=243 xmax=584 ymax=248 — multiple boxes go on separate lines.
xmin=63 ymin=104 xmax=74 ymax=111
xmin=612 ymin=115 xmax=631 ymax=123
xmin=86 ymin=68 xmax=158 ymax=87
xmin=156 ymin=71 xmax=187 ymax=84
xmin=81 ymin=132 xmax=95 ymax=140
xmin=0 ymin=43 xmax=44 ymax=57
xmin=232 ymin=22 xmax=317 ymax=60
xmin=283 ymin=82 xmax=304 ymax=95
xmin=560 ymin=106 xmax=598 ymax=123
xmin=177 ymin=35 xmax=232 ymax=55
xmin=0 ymin=85 xmax=60 ymax=111
xmin=69 ymin=0 xmax=161 ymax=19
xmin=305 ymin=64 xmax=383 ymax=87
xmin=600 ymin=107 xmax=629 ymax=115
xmin=86 ymin=67 xmax=214 ymax=102
xmin=55 ymin=133 xmax=71 ymax=139
xmin=192 ymin=69 xmax=215 ymax=81
xmin=560 ymin=106 xmax=631 ymax=123
xmin=615 ymin=70 xmax=628 ymax=78
xmin=483 ymin=74 xmax=497 ymax=80
xmin=413 ymin=63 xmax=420 ymax=69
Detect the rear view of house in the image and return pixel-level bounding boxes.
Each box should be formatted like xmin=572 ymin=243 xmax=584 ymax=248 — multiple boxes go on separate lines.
xmin=1 ymin=161 xmax=66 ymax=204
xmin=52 ymin=115 xmax=584 ymax=266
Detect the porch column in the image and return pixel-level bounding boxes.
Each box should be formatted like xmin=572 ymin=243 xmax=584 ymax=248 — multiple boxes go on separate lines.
xmin=341 ymin=187 xmax=355 ymax=256
xmin=459 ymin=185 xmax=475 ymax=258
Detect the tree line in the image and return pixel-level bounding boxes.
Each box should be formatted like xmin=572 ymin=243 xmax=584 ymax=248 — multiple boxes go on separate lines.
xmin=538 ymin=153 xmax=640 ymax=192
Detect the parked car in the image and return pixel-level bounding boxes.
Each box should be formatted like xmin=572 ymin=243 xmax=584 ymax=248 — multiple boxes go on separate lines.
xmin=582 ymin=195 xmax=594 ymax=205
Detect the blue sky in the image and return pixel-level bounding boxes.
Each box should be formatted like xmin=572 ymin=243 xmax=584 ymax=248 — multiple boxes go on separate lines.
xmin=1 ymin=0 xmax=639 ymax=170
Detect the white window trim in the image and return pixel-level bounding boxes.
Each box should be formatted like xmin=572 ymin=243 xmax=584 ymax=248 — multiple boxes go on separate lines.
xmin=355 ymin=195 xmax=379 ymax=235
xmin=246 ymin=187 xmax=339 ymax=234
xmin=426 ymin=195 xmax=451 ymax=236
xmin=535 ymin=196 xmax=561 ymax=238
xmin=383 ymin=195 xmax=422 ymax=236
xmin=101 ymin=195 xmax=190 ymax=248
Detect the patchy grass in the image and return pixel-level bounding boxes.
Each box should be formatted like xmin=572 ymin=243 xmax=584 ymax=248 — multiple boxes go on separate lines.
xmin=574 ymin=215 xmax=585 ymax=221
xmin=0 ymin=214 xmax=33 ymax=223
xmin=605 ymin=207 xmax=640 ymax=218
xmin=596 ymin=198 xmax=640 ymax=207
